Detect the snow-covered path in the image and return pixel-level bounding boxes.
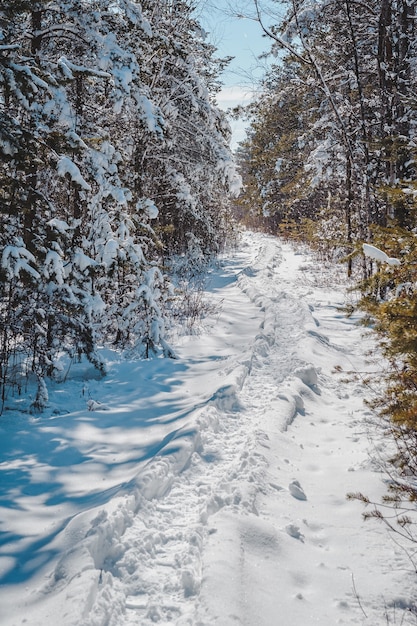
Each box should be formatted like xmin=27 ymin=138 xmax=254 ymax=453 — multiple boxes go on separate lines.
xmin=1 ymin=232 xmax=415 ymax=625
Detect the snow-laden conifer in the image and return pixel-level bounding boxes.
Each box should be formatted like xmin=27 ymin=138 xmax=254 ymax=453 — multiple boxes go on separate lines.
xmin=0 ymin=0 xmax=238 ymax=410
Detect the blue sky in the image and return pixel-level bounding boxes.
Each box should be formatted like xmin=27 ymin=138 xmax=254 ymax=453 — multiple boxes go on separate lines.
xmin=197 ymin=0 xmax=275 ymax=147
xmin=200 ymin=2 xmax=270 ymax=86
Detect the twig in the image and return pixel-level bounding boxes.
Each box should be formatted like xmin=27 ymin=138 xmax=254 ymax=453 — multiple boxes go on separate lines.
xmin=352 ymin=572 xmax=368 ymax=618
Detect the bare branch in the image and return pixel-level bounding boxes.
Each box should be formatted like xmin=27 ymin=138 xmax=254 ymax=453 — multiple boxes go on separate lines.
xmin=252 ymin=0 xmax=311 ymax=65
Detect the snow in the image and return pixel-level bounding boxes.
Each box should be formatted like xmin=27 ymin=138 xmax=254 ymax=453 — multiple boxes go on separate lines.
xmin=57 ymin=57 xmax=111 ymax=80
xmin=138 ymin=198 xmax=159 ymax=220
xmin=43 ymin=249 xmax=65 ymax=285
xmin=0 ymin=232 xmax=415 ymax=625
xmin=72 ymin=250 xmax=98 ymax=272
xmin=47 ymin=218 xmax=71 ymax=234
xmin=363 ymin=243 xmax=401 ymax=266
xmin=135 ymin=93 xmax=162 ymax=134
xmin=102 ymin=238 xmax=119 ymax=266
xmin=0 ymin=138 xmax=16 ymax=156
xmin=57 ymin=156 xmax=91 ymax=191
xmin=1 ymin=242 xmax=40 ymax=280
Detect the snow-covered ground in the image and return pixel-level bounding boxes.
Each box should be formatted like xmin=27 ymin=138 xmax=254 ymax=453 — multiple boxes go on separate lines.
xmin=1 ymin=231 xmax=416 ymax=625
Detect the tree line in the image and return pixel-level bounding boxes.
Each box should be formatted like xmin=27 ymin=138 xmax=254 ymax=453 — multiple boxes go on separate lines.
xmin=0 ymin=0 xmax=240 ymax=411
xmin=236 ymin=0 xmax=417 ymax=533
xmin=236 ymin=0 xmax=416 ymax=253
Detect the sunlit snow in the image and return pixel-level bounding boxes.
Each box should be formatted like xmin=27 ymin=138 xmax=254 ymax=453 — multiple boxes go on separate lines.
xmin=363 ymin=243 xmax=401 ymax=266
xmin=0 ymin=232 xmax=414 ymax=625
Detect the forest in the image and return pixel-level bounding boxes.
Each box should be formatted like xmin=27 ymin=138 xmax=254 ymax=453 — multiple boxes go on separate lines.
xmin=1 ymin=0 xmax=417 ymax=622
xmin=2 ymin=0 xmax=417 ymax=528
xmin=0 ymin=0 xmax=240 ymax=412
xmin=2 ymin=0 xmax=417 ymax=498
xmin=236 ymin=0 xmax=417 ymax=509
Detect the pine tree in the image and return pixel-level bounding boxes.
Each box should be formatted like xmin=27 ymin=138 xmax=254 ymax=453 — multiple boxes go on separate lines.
xmin=239 ymin=0 xmax=417 ymax=258
xmin=138 ymin=0 xmax=239 ymax=261
xmin=0 ymin=0 xmax=238 ymax=410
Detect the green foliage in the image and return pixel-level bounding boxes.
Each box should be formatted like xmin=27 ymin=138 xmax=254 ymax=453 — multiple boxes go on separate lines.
xmin=358 ymin=228 xmax=417 ymax=428
xmin=351 ymin=225 xmax=417 ymax=532
xmin=234 ymin=0 xmax=417 ymax=274
xmin=234 ymin=63 xmax=322 ymax=236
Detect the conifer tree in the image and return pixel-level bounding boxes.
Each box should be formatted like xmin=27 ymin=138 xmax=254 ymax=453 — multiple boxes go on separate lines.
xmin=138 ymin=0 xmax=239 ymax=261
xmin=242 ymin=0 xmax=417 ymax=512
xmin=0 ymin=0 xmax=238 ymax=410
xmin=239 ymin=0 xmax=417 ymax=254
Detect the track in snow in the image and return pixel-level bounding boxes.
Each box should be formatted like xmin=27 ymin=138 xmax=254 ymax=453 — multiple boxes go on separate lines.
xmin=1 ymin=232 xmax=416 ymax=626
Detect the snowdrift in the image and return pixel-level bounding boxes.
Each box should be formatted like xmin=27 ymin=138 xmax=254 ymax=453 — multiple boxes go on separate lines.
xmin=0 ymin=232 xmax=415 ymax=625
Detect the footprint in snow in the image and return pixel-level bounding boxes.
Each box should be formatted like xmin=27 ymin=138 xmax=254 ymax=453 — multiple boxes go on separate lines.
xmin=87 ymin=399 xmax=109 ymax=411
xmin=289 ymin=480 xmax=307 ymax=501
xmin=285 ymin=523 xmax=304 ymax=542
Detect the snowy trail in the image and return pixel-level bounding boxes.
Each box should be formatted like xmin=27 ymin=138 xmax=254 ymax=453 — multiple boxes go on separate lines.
xmin=1 ymin=232 xmax=416 ymax=625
